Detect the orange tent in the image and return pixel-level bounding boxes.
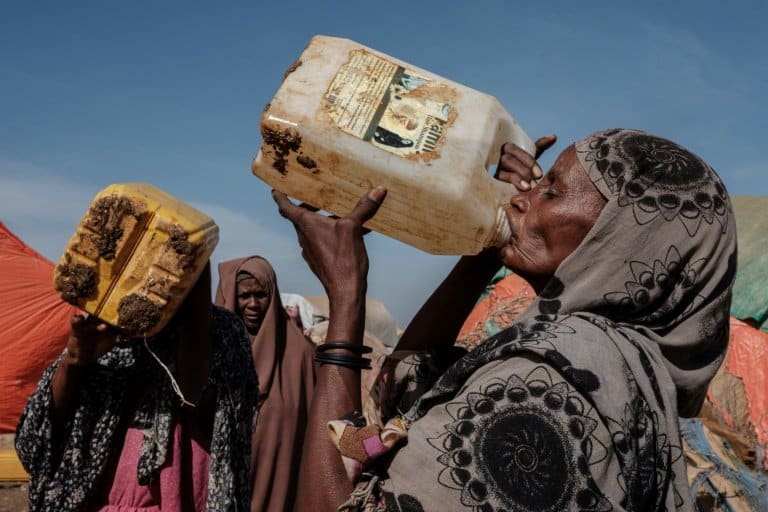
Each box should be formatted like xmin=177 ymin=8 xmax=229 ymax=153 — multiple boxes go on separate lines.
xmin=704 ymin=318 xmax=768 ymax=471
xmin=0 ymin=222 xmax=75 ymax=433
xmin=456 ymin=272 xmax=535 ymax=350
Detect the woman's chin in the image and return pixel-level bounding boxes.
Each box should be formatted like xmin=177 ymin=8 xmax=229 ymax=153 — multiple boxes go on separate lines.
xmin=498 ymin=246 xmax=519 ymax=270
xmin=244 ymin=319 xmax=262 ymax=333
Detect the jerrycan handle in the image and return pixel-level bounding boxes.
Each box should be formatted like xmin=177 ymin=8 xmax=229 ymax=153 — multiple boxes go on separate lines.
xmin=488 ymin=109 xmax=536 ymax=167
xmin=486 ymin=109 xmax=537 ymax=203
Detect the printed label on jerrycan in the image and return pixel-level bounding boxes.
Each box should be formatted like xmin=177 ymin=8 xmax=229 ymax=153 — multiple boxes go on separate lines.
xmin=322 ymin=49 xmax=456 ymax=161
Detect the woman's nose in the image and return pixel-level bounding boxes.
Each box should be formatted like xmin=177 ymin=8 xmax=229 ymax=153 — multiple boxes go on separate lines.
xmin=509 ymin=192 xmax=530 ymax=212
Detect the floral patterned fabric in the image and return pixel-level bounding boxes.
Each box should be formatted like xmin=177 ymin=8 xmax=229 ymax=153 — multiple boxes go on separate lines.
xmin=15 ymin=306 xmax=258 ymax=512
xmin=347 ymin=317 xmax=688 ymax=512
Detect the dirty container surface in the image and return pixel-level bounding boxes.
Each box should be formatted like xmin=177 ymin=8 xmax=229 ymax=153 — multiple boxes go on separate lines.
xmin=253 ymin=35 xmax=535 ymax=255
xmin=54 ymin=183 xmax=219 ymax=337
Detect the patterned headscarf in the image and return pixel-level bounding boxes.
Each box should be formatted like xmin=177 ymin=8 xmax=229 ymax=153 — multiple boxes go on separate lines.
xmin=568 ymin=128 xmax=737 ymax=416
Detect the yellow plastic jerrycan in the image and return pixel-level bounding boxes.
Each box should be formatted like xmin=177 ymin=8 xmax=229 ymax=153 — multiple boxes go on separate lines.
xmin=53 ymin=183 xmax=219 ymax=336
xmin=252 ymin=35 xmax=535 ymax=255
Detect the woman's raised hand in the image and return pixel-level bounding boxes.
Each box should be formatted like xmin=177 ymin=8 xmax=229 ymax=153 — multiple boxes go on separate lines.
xmin=272 ymin=187 xmax=387 ymax=303
xmin=282 ymin=187 xmax=386 ymax=511
xmin=496 ymin=134 xmax=557 ymax=191
xmin=64 ymin=314 xmax=122 ymax=367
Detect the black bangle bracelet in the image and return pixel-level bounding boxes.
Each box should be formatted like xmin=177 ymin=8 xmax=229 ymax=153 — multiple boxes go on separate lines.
xmin=315 ymin=351 xmax=371 ymax=368
xmin=317 ymin=342 xmax=373 ymax=354
xmin=315 ymin=355 xmax=371 ymax=370
xmin=314 ymin=351 xmax=371 ymax=370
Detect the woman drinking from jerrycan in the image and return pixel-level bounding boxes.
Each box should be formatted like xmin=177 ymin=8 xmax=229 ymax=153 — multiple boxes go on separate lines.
xmin=275 ymin=129 xmax=736 ymax=511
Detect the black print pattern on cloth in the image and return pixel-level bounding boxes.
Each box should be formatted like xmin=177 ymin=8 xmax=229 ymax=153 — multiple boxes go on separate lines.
xmin=476 ymin=317 xmax=601 ymax=394
xmin=568 ymin=315 xmax=686 ymax=509
xmin=427 ymin=366 xmax=612 ymax=512
xmin=576 ymin=313 xmax=668 ymax=415
xmin=603 ymin=245 xmax=705 ymax=323
xmin=410 ymin=315 xmax=600 ymax=421
xmin=467 ymin=317 xmax=573 ymax=364
xmin=578 ymin=130 xmax=730 ymax=236
xmin=538 ymin=277 xmax=564 ymax=315
xmin=15 ymin=306 xmax=257 ymax=512
xmin=382 ymin=491 xmax=426 ymax=512
xmin=700 ymin=293 xmax=730 ymax=348
xmin=413 ymin=318 xmax=603 ymax=419
xmin=378 ymin=350 xmax=462 ymax=424
xmin=604 ymin=395 xmax=684 ymax=510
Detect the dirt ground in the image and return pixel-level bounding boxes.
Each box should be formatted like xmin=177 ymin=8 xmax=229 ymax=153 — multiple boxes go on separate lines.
xmin=0 ymin=483 xmax=27 ymax=512
xmin=0 ymin=435 xmax=28 ymax=512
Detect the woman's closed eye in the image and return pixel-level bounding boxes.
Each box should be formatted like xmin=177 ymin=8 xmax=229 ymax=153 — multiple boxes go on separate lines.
xmin=538 ymin=184 xmax=558 ymax=199
xmin=536 ymin=173 xmax=561 ymax=198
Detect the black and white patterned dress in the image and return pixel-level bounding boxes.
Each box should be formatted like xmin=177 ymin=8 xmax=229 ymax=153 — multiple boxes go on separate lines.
xmin=15 ymin=306 xmax=258 ymax=512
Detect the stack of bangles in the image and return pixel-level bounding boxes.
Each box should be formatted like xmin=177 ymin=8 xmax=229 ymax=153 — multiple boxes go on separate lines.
xmin=315 ymin=342 xmax=372 ymax=370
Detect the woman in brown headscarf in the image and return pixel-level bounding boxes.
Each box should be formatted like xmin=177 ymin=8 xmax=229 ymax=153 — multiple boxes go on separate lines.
xmin=214 ymin=256 xmax=316 ymax=512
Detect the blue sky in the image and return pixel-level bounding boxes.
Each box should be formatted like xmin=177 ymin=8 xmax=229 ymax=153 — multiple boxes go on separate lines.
xmin=1 ymin=1 xmax=766 ymax=326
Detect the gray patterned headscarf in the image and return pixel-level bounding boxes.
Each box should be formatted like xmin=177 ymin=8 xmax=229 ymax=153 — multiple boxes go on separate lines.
xmin=565 ymin=128 xmax=737 ymax=416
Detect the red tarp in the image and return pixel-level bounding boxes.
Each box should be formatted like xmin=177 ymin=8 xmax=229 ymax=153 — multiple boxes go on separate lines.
xmin=0 ymin=222 xmax=75 ymax=433
xmin=456 ymin=273 xmax=535 ymax=350
xmin=705 ymin=318 xmax=768 ymax=470
xmin=724 ymin=319 xmax=768 ymax=451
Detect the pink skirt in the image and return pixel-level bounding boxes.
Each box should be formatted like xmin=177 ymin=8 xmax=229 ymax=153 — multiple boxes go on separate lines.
xmin=93 ymin=412 xmax=211 ymax=512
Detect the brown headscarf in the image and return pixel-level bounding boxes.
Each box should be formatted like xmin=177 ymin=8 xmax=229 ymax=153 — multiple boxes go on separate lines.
xmin=215 ymin=256 xmax=316 ymax=512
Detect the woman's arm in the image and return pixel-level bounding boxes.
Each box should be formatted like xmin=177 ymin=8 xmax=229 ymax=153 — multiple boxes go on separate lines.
xmin=51 ymin=314 xmax=120 ymax=428
xmin=274 ymin=187 xmax=385 ymax=510
xmin=394 ymin=250 xmax=501 ymax=352
xmin=15 ymin=315 xmax=122 ymax=509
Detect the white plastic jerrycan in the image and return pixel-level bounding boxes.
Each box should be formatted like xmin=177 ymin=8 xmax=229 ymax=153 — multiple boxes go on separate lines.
xmin=252 ymin=35 xmax=535 ymax=255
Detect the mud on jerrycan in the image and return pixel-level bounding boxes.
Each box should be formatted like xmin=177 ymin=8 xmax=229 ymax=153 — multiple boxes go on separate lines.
xmin=53 ymin=183 xmax=219 ymax=337
xmin=252 ymin=35 xmax=535 ymax=255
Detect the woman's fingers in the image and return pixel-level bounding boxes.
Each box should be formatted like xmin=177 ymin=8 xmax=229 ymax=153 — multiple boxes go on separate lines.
xmin=70 ymin=313 xmax=85 ymax=330
xmin=70 ymin=313 xmax=101 ymax=337
xmin=348 ymin=186 xmax=387 ymax=225
xmin=533 ymin=134 xmax=557 ymax=160
xmin=498 ymin=145 xmax=539 ymax=188
xmin=274 ymin=188 xmax=386 ymax=228
xmin=497 ymin=134 xmax=557 ymax=188
xmin=67 ymin=313 xmax=121 ymax=365
xmin=496 ymin=169 xmax=531 ymax=191
xmin=298 ymin=202 xmax=320 ymax=212
xmin=272 ymin=190 xmax=309 ymax=226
